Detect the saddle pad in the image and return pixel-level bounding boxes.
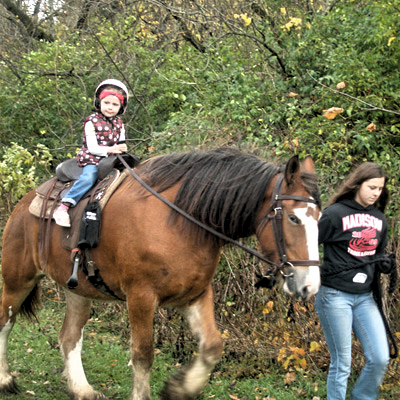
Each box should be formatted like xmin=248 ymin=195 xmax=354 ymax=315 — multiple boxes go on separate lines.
xmin=29 ymin=178 xmax=72 ymax=219
xmin=29 ymin=169 xmax=128 ymax=250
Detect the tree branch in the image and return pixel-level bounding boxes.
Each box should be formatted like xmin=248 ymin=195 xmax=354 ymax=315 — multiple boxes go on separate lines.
xmin=307 ymin=71 xmax=400 ymax=116
xmin=0 ymin=0 xmax=54 ymax=41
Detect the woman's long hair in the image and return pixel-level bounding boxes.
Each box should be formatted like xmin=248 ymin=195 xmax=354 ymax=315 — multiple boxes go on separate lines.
xmin=329 ymin=162 xmax=388 ymax=212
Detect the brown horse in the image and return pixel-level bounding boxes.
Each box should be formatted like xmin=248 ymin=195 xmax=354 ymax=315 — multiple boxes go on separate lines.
xmin=0 ymin=147 xmax=321 ymax=400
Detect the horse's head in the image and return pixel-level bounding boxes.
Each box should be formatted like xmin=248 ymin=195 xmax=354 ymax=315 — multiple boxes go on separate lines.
xmin=257 ymin=155 xmax=321 ymax=301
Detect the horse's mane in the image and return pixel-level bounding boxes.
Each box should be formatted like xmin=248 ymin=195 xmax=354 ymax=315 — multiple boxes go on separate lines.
xmin=135 ymin=147 xmax=319 ymax=244
xmin=135 ymin=147 xmax=279 ymax=242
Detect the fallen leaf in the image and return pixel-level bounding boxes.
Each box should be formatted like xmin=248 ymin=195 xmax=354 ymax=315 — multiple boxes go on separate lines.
xmin=284 ymin=372 xmax=296 ymax=384
xmin=310 ymin=341 xmax=321 ymax=352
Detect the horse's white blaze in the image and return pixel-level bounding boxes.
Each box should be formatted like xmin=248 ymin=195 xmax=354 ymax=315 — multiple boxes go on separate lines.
xmin=293 ymin=204 xmax=320 ymax=294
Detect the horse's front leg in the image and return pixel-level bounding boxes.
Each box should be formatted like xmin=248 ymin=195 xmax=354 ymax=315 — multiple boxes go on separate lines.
xmin=59 ymin=291 xmax=105 ymax=400
xmin=127 ymin=291 xmax=156 ymax=400
xmin=160 ymin=285 xmax=224 ymax=400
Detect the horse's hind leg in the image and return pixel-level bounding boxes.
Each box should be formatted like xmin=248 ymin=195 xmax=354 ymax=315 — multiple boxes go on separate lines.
xmin=59 ymin=291 xmax=106 ymax=400
xmin=0 ymin=314 xmax=16 ymax=394
xmin=0 ymin=281 xmax=41 ymax=394
xmin=160 ymin=285 xmax=224 ymax=400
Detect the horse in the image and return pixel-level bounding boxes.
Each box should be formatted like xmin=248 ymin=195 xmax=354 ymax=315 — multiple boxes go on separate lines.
xmin=0 ymin=147 xmax=321 ymax=400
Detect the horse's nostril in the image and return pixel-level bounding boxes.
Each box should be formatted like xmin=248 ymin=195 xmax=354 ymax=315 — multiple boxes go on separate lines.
xmin=301 ymin=285 xmax=311 ymax=301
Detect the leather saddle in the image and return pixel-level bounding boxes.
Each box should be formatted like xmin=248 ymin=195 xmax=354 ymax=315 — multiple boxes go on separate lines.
xmin=56 ymin=153 xmax=140 ymax=183
xmin=29 ymin=153 xmax=140 ymax=250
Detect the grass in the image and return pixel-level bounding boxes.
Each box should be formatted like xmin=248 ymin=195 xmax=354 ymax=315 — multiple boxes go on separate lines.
xmin=0 ymin=289 xmax=399 ymax=400
xmin=1 ymin=297 xmax=328 ymax=400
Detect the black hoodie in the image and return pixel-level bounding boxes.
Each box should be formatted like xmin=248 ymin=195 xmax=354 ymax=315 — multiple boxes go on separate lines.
xmin=318 ymin=198 xmax=388 ymax=293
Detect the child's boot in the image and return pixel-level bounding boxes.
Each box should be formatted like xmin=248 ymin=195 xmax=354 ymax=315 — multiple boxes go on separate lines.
xmin=53 ymin=203 xmax=71 ymax=227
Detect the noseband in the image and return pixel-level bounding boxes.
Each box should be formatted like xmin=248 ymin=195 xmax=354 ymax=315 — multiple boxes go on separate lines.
xmin=117 ymin=155 xmax=320 ymax=279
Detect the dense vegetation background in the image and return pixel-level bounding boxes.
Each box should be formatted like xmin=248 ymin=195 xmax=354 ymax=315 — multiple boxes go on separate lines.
xmin=1 ymin=0 xmax=400 ymax=398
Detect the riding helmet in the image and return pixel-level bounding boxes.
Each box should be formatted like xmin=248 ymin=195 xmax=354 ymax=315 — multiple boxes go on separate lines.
xmin=94 ymin=78 xmax=129 ymax=115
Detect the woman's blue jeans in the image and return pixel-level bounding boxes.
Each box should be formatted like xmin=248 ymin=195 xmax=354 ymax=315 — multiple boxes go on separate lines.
xmin=62 ymin=164 xmax=98 ymax=206
xmin=315 ymin=285 xmax=389 ymax=400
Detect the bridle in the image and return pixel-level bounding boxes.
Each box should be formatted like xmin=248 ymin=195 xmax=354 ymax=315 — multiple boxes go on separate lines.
xmin=116 ymin=155 xmax=320 ymax=279
xmin=258 ymin=174 xmax=320 ymax=277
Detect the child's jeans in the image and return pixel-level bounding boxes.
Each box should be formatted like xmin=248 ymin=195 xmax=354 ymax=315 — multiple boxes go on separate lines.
xmin=62 ymin=164 xmax=98 ymax=206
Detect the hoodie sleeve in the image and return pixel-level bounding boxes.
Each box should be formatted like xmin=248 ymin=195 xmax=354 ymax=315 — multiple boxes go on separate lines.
xmin=376 ymin=215 xmax=388 ymax=256
xmin=318 ymin=208 xmax=335 ymax=245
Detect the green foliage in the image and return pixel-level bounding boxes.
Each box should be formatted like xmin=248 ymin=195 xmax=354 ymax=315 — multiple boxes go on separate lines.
xmin=1 ymin=3 xmax=400 ymax=397
xmin=0 ymin=143 xmax=53 ymax=214
xmin=0 ymin=39 xmax=93 ymax=151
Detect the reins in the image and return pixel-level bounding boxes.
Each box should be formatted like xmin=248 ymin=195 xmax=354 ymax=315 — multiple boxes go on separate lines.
xmin=116 ymin=154 xmax=320 ymax=278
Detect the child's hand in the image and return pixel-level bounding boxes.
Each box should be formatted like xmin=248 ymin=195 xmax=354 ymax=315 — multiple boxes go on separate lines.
xmin=117 ymin=143 xmax=127 ymax=153
xmin=107 ymin=144 xmax=124 ymax=154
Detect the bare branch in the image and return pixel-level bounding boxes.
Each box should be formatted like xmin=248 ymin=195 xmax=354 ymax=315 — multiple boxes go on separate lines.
xmin=0 ymin=0 xmax=54 ymax=41
xmin=76 ymin=0 xmax=100 ymax=31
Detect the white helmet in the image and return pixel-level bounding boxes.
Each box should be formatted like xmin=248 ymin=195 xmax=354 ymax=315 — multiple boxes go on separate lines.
xmin=94 ymin=78 xmax=129 ymax=115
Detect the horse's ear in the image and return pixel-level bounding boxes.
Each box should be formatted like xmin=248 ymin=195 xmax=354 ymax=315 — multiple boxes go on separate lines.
xmin=301 ymin=155 xmax=315 ymax=174
xmin=284 ymin=155 xmax=300 ymax=186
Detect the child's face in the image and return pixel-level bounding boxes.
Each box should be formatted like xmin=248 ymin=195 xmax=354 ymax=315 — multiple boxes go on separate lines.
xmin=100 ymin=95 xmax=122 ymax=117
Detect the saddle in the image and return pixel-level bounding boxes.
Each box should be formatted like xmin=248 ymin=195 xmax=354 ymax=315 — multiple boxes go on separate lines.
xmin=29 ymin=153 xmax=139 ymax=250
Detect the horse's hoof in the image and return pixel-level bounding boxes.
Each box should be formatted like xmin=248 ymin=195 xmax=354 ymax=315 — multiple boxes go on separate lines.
xmin=68 ymin=389 xmax=108 ymax=400
xmin=0 ymin=375 xmax=20 ymax=395
xmin=159 ymin=370 xmax=198 ymax=400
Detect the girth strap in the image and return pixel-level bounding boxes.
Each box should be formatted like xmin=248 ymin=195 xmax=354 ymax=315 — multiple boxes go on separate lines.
xmin=83 ymin=249 xmax=126 ymax=301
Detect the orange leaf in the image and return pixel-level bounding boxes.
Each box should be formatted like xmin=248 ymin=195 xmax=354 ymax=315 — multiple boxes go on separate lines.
xmin=366 ymin=123 xmax=376 ymax=132
xmin=297 ymin=358 xmax=307 ymax=369
xmin=322 ymin=107 xmax=344 ymax=119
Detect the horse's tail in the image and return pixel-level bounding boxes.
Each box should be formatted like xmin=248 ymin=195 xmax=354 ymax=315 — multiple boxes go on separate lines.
xmin=19 ymin=284 xmax=41 ymax=322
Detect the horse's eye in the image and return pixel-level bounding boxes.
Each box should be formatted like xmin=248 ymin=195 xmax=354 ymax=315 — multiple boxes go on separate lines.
xmin=288 ymin=214 xmax=301 ymax=225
